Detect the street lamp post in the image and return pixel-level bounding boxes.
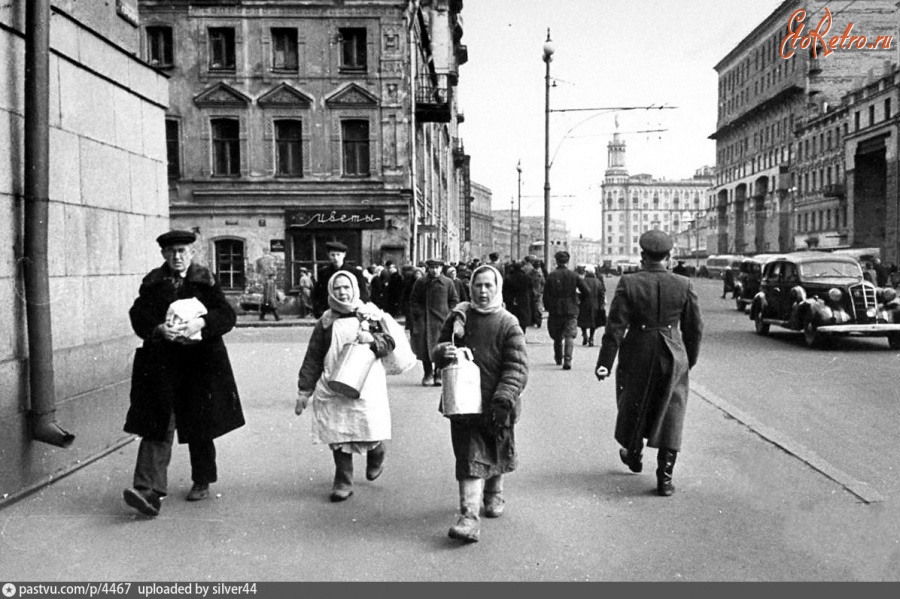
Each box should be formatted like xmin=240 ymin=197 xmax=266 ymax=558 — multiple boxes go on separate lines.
xmin=516 ymin=160 xmax=522 ymax=261
xmin=510 ymin=196 xmax=515 ymax=261
xmin=542 ymin=29 xmax=554 ymax=270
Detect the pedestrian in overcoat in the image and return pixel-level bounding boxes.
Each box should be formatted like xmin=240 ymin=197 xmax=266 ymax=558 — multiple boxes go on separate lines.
xmin=295 ymin=272 xmax=398 ymax=502
xmin=432 ymin=265 xmax=528 ymax=543
xmin=259 ymin=271 xmax=281 ymax=321
xmin=595 ymin=230 xmax=703 ymax=497
xmin=543 ymin=251 xmax=590 ymax=370
xmin=410 ymin=259 xmax=459 ymax=386
xmin=123 ymin=230 xmax=244 ymax=517
xmin=502 ymin=261 xmax=533 ymax=331
xmin=312 ymin=241 xmax=369 ymax=318
xmin=577 ymin=264 xmax=606 ymax=346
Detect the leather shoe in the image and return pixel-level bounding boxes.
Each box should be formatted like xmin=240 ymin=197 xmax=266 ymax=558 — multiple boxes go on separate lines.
xmin=619 ymin=448 xmax=643 ymax=473
xmin=123 ymin=487 xmax=160 ymax=517
xmin=421 ymin=375 xmax=432 ymax=387
xmin=186 ymin=483 xmax=210 ymax=502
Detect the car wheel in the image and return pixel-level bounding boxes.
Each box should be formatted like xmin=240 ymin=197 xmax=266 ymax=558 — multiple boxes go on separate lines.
xmin=754 ymin=311 xmax=769 ymax=335
xmin=888 ymin=332 xmax=900 ymax=349
xmin=803 ymin=318 xmax=826 ymax=348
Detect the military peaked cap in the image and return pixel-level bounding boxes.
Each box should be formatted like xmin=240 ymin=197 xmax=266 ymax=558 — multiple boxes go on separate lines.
xmin=325 ymin=241 xmax=348 ymax=252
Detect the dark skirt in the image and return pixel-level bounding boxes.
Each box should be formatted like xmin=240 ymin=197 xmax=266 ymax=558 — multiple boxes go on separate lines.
xmin=450 ymin=417 xmax=517 ymax=480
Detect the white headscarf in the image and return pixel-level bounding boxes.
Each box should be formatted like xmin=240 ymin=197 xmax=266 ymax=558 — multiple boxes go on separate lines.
xmin=327 ymin=271 xmax=363 ymax=315
xmin=468 ymin=265 xmax=504 ymax=315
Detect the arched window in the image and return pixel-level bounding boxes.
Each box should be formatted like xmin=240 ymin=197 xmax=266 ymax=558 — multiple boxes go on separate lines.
xmin=215 ymin=239 xmax=245 ymax=290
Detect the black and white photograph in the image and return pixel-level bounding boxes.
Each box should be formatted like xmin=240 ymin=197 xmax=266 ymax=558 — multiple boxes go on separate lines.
xmin=2 ymin=0 xmax=900 ymax=587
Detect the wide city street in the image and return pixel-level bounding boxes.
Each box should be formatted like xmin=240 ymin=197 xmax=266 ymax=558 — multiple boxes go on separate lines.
xmin=2 ymin=275 xmax=899 ymax=581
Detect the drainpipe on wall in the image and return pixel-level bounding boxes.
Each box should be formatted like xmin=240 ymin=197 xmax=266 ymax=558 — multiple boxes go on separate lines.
xmin=408 ymin=0 xmax=420 ymax=264
xmin=24 ymin=0 xmax=74 ymax=448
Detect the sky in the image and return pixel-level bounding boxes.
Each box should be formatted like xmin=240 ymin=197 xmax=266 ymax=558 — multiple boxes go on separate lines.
xmin=458 ymin=0 xmax=786 ymax=237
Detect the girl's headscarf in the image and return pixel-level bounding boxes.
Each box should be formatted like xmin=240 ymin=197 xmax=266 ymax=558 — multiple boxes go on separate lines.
xmin=468 ymin=264 xmax=504 ymax=315
xmin=327 ymin=271 xmax=363 ymax=314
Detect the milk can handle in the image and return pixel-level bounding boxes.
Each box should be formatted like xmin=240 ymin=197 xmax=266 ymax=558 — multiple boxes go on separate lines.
xmin=456 ymin=347 xmax=473 ymax=362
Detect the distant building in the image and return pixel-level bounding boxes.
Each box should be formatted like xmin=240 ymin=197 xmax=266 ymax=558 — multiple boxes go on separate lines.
xmin=601 ymin=131 xmax=712 ymax=263
xmin=137 ymin=0 xmax=468 ymax=299
xmin=710 ymin=0 xmax=896 ymax=255
xmin=466 ymin=181 xmax=493 ymax=262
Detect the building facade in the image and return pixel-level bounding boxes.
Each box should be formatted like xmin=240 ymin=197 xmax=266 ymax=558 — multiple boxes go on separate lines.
xmin=601 ymin=131 xmax=712 ymax=263
xmin=465 ymin=180 xmax=492 ymax=262
xmin=842 ymin=65 xmax=900 ymax=263
xmin=1 ymin=0 xmax=170 ymax=500
xmin=137 ymin=0 xmax=467 ymax=299
xmin=711 ymin=0 xmax=896 ymax=255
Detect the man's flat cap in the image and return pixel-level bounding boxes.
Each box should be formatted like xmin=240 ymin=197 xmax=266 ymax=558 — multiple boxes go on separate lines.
xmin=555 ymin=250 xmax=570 ymax=263
xmin=326 ymin=241 xmax=348 ymax=252
xmin=156 ymin=230 xmax=196 ymax=248
xmin=425 ymin=258 xmax=443 ymax=267
xmin=639 ymin=229 xmax=673 ymax=253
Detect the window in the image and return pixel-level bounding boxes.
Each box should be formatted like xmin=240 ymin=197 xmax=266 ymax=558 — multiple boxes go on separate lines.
xmin=341 ymin=120 xmax=369 ymax=176
xmin=854 ymin=111 xmax=861 ymax=130
xmin=275 ymin=120 xmax=302 ymax=176
xmin=146 ymin=26 xmax=173 ymax=67
xmin=869 ymin=105 xmax=875 ymax=127
xmin=209 ymin=28 xmax=235 ymax=71
xmin=339 ymin=28 xmax=367 ymax=71
xmin=886 ymin=98 xmax=892 ymax=120
xmin=165 ymin=119 xmax=180 ymax=180
xmin=215 ymin=240 xmax=245 ymax=291
xmin=211 ymin=118 xmax=240 ymax=176
xmin=271 ymin=28 xmax=298 ymax=71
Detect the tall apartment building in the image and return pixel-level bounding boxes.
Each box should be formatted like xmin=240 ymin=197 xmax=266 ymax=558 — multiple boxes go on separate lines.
xmin=137 ymin=0 xmax=467 ymax=298
xmin=601 ymin=131 xmax=712 ymax=263
xmin=1 ymin=1 xmax=170 ymax=500
xmin=710 ymin=0 xmax=896 ymax=255
xmin=466 ymin=180 xmax=493 ymax=262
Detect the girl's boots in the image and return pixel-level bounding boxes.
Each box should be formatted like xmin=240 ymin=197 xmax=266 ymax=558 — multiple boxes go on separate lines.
xmin=448 ymin=477 xmax=484 ymax=543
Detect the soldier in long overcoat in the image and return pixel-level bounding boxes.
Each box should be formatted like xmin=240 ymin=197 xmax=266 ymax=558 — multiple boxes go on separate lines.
xmin=595 ymin=230 xmax=703 ymax=497
xmin=123 ymin=230 xmax=244 ymax=517
xmin=410 ymin=259 xmax=459 ymax=386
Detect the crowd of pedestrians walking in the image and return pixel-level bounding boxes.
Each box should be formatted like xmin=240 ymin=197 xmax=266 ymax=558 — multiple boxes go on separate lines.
xmin=122 ymin=229 xmax=702 ymax=545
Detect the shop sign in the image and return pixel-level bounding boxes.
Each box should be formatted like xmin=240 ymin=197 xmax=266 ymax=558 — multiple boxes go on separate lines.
xmin=288 ymin=209 xmax=385 ymax=229
xmin=270 ymin=239 xmax=285 ymax=252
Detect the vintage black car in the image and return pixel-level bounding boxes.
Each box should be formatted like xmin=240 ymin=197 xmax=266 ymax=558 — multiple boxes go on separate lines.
xmin=733 ymin=254 xmax=781 ymax=312
xmin=749 ymin=252 xmax=900 ymax=348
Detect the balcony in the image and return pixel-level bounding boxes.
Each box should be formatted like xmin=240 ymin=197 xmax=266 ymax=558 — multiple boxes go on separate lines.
xmin=416 ymin=73 xmax=451 ymax=123
xmin=823 ymin=183 xmax=845 ymax=198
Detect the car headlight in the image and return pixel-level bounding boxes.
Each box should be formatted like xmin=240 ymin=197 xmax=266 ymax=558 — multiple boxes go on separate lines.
xmin=828 ymin=288 xmax=842 ymax=302
xmin=883 ymin=287 xmax=898 ymax=303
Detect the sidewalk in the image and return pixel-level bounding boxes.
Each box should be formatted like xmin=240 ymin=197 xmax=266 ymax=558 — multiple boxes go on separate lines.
xmin=0 ymin=327 xmax=895 ymax=581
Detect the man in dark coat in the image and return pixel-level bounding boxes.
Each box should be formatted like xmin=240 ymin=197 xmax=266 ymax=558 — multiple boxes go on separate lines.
xmin=502 ymin=261 xmax=533 ymax=331
xmin=410 ymin=259 xmax=459 ymax=386
xmin=312 ymin=241 xmax=369 ymax=318
xmin=595 ymin=230 xmax=703 ymax=497
xmin=542 ymin=250 xmax=590 ymax=370
xmin=123 ymin=230 xmax=244 ymax=517
xmin=577 ymin=265 xmax=606 ymax=346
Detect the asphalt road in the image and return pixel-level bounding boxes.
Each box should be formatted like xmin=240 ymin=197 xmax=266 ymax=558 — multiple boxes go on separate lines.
xmin=688 ymin=276 xmax=900 ymax=502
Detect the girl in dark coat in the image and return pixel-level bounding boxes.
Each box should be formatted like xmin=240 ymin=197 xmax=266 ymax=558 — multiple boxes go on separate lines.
xmin=433 ymin=265 xmax=528 ymax=543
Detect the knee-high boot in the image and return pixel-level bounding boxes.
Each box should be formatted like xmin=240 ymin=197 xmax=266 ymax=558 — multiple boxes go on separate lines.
xmin=448 ymin=477 xmax=483 ymax=542
xmin=656 ymin=449 xmax=677 ymax=497
xmin=483 ymin=475 xmax=505 ymax=518
xmin=366 ymin=442 xmax=386 ymax=481
xmin=553 ymin=339 xmax=563 ymax=365
xmin=331 ymin=449 xmax=354 ymax=502
xmin=563 ymin=337 xmax=574 ymax=369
